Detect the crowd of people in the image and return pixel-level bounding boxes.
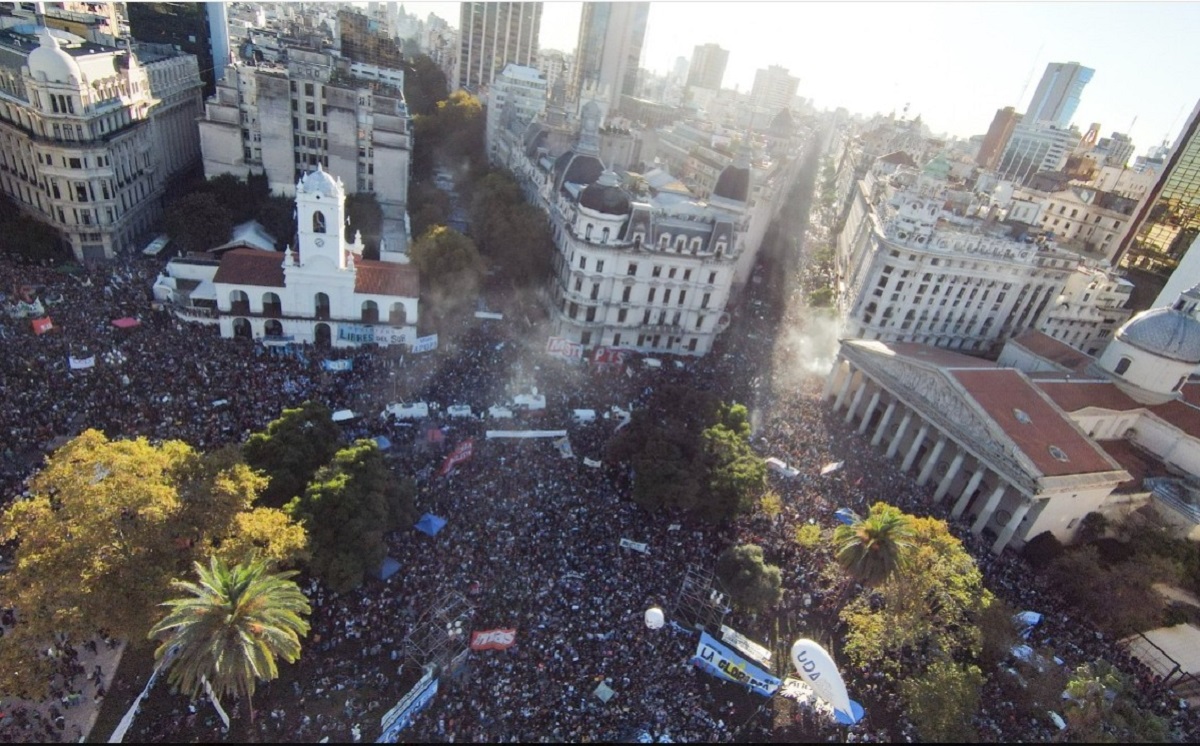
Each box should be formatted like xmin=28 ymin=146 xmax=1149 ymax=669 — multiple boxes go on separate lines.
xmin=1 ymin=192 xmax=1199 ymax=744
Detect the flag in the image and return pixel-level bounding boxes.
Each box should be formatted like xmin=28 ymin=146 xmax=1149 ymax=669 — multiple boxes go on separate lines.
xmin=31 ymin=316 xmax=53 ymax=334
xmin=203 ymin=677 xmax=231 ymax=729
xmin=68 ymin=355 xmax=96 ymax=370
xmin=438 ymin=438 xmax=474 ymax=477
xmin=553 ymin=436 xmax=574 ymax=459
xmin=819 ymin=461 xmax=844 ymax=476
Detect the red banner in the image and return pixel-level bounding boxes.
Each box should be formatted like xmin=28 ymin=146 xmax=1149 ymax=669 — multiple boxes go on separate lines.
xmin=470 ymin=628 xmax=517 ymax=651
xmin=438 ymin=438 xmax=474 ymax=477
xmin=31 ymin=317 xmax=53 ymax=335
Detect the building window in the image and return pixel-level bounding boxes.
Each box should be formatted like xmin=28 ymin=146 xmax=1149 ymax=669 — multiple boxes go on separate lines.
xmin=313 ymin=211 xmax=326 ymax=233
xmin=596 ymin=260 xmax=604 ymax=273
xmin=1114 ymin=356 xmax=1131 ymax=376
xmin=648 ymin=287 xmax=656 ymax=303
xmin=701 ymin=292 xmax=710 ymax=309
xmin=579 ymin=256 xmax=587 ymax=270
xmin=622 ymin=286 xmax=631 ymax=302
xmin=618 ymin=308 xmax=627 ymax=323
xmin=652 ymin=265 xmax=662 ymax=278
xmin=627 ymin=262 xmax=638 ymax=276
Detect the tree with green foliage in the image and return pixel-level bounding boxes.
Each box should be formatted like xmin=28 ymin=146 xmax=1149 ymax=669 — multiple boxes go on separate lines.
xmin=165 ymin=192 xmax=233 ymax=255
xmin=808 ymin=287 xmax=834 ymax=308
xmin=1022 ymin=530 xmax=1065 ymax=568
xmin=840 ymin=510 xmax=992 ymax=675
xmin=242 ymin=401 xmax=342 ymax=509
xmin=715 ymin=544 xmax=783 ymax=613
xmin=833 ymin=502 xmax=915 ymax=587
xmin=899 ymin=658 xmax=984 ymax=742
xmin=1063 ymin=660 xmax=1169 ymax=742
xmin=468 ymin=171 xmax=555 ymax=286
xmin=255 ymin=194 xmax=298 ymax=250
xmin=345 ymin=192 xmax=383 ymax=257
xmin=149 ymin=556 xmax=311 ymax=723
xmin=412 ymin=90 xmax=486 ymax=182
xmin=1044 ymin=546 xmax=1164 ymax=635
xmin=403 ymin=53 xmax=449 ymax=117
xmin=701 ymin=403 xmax=767 ymax=521
xmin=1077 ymin=511 xmax=1110 ymax=544
xmin=0 ymin=430 xmax=306 ymax=697
xmin=286 ymin=440 xmax=416 ymax=592
xmin=408 ymin=225 xmax=484 ymax=309
xmin=205 ymin=172 xmax=259 ymax=223
xmin=608 ymin=386 xmax=762 ymax=522
xmin=407 ymin=181 xmax=452 ymax=240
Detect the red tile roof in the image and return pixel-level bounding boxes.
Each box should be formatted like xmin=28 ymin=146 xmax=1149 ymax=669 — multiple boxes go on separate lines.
xmin=212 ymin=248 xmax=285 ymax=287
xmin=353 ymin=257 xmax=419 ymax=298
xmin=1149 ymin=400 xmax=1200 ymax=439
xmin=1177 ymin=382 xmax=1200 ymax=408
xmin=1010 ymin=329 xmax=1096 ymax=374
xmin=1096 ymin=439 xmax=1168 ymax=492
xmin=952 ymin=369 xmax=1118 ymax=477
xmin=1034 ymin=380 xmax=1143 ymax=412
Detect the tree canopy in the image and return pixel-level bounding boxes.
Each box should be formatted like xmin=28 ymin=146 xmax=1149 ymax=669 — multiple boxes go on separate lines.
xmin=0 ymin=196 xmax=69 ymax=263
xmin=839 ymin=508 xmax=992 ymax=675
xmin=412 ymin=90 xmax=485 ymax=183
xmin=715 ymin=544 xmax=783 ymax=612
xmin=286 ymin=440 xmax=416 ymax=593
xmin=242 ymin=401 xmax=342 ymax=509
xmin=608 ymin=386 xmax=764 ymax=522
xmin=468 ymin=171 xmax=555 ymax=287
xmin=403 ymin=53 xmax=449 ymax=117
xmin=0 ymin=430 xmax=306 ymax=697
xmin=164 ymin=192 xmax=234 ymax=255
xmin=898 ymin=658 xmax=985 ymax=743
xmin=408 ymin=225 xmax=484 ymax=311
xmin=345 ymin=192 xmax=383 ymax=257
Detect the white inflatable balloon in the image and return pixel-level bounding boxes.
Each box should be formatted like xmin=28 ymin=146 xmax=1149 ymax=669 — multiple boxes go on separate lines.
xmin=791 ymin=639 xmax=852 ymax=718
xmin=644 ymin=607 xmax=665 ymax=629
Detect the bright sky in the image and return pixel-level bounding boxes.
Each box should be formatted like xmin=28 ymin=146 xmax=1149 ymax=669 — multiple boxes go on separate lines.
xmin=401 ymin=1 xmax=1200 ymax=150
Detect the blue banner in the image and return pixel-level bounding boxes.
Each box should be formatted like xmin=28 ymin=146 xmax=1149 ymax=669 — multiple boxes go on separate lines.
xmin=338 ymin=324 xmax=376 ymax=344
xmin=377 ymin=672 xmax=438 ymax=742
xmin=322 ymin=359 xmax=353 ymax=371
xmin=691 ymin=632 xmax=781 ymax=697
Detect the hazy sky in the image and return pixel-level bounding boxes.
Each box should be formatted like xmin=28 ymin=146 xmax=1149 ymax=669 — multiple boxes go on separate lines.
xmin=402 ymin=1 xmax=1200 ymax=150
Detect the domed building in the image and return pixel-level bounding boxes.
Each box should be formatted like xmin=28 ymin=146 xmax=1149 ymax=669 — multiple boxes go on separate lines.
xmin=502 ymin=100 xmax=743 ymax=357
xmin=0 ymin=24 xmax=203 ymax=259
xmin=822 ymin=286 xmax=1200 ymax=559
xmin=1096 ymin=288 xmax=1200 ymax=404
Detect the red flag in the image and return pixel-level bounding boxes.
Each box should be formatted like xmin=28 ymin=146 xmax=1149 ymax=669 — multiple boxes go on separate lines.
xmin=31 ymin=317 xmax=53 ymax=335
xmin=438 ymin=438 xmax=474 ymax=477
xmin=470 ymin=628 xmax=517 ymax=651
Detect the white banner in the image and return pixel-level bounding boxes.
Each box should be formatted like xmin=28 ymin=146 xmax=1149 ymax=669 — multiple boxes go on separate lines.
xmin=322 ymin=359 xmax=353 ymax=371
xmin=411 ymin=334 xmax=439 ymax=353
xmin=474 ymin=311 xmax=504 ymax=320
xmin=485 ymin=430 xmax=568 ymax=439
xmin=619 ymin=538 xmax=649 ymax=554
xmin=583 ymin=457 xmax=603 ymax=468
xmin=546 ymin=336 xmax=584 ymax=361
xmin=553 ymin=436 xmax=574 ymax=459
xmin=68 ymin=355 xmax=96 ymax=370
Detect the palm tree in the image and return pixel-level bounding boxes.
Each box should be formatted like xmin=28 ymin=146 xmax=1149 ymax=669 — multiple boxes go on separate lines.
xmin=148 ymin=556 xmax=311 ymax=722
xmin=833 ymin=503 xmax=916 ymax=587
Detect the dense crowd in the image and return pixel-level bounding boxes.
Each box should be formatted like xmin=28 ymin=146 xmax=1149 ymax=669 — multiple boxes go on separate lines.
xmin=1 ymin=212 xmax=1199 ymax=743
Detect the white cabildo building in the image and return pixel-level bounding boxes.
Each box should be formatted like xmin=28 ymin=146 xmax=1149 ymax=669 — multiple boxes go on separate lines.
xmin=154 ymin=166 xmax=419 ymax=348
xmin=825 ymin=285 xmax=1200 ymax=553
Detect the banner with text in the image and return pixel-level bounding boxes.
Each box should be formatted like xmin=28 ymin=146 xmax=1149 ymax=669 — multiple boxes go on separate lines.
xmin=411 ymin=334 xmax=439 ymax=353
xmin=68 ymin=355 xmax=96 ymax=370
xmin=378 ymin=667 xmax=438 ymax=743
xmin=691 ymin=632 xmax=781 ymax=697
xmin=619 ymin=538 xmax=649 ymax=554
xmin=438 ymin=438 xmax=474 ymax=477
xmin=31 ymin=316 xmax=53 ymax=335
xmin=470 ymin=628 xmax=517 ymax=651
xmin=322 ymin=359 xmax=353 ymax=372
xmin=546 ymin=336 xmax=584 ymax=361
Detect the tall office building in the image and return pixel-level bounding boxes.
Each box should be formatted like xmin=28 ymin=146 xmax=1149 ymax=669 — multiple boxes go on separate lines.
xmin=570 ymin=1 xmax=650 ymax=105
xmin=1117 ymin=99 xmax=1200 ymax=275
xmin=686 ymin=42 xmax=727 ymax=90
xmin=997 ymin=120 xmax=1081 ymax=185
xmin=976 ymin=106 xmax=1021 ymax=170
xmin=455 ymin=2 xmax=541 ymax=93
xmin=1024 ymin=61 xmax=1094 ymax=128
xmin=751 ymin=64 xmax=799 ymax=114
xmin=126 ymin=2 xmax=227 ymax=98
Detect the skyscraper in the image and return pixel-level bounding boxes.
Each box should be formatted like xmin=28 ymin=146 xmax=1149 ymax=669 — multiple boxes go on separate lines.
xmin=1024 ymin=61 xmax=1094 ymax=128
xmin=1117 ymin=99 xmax=1200 ymax=275
xmin=456 ymin=2 xmax=542 ymax=93
xmin=977 ymin=106 xmax=1021 ymax=170
xmin=751 ymin=64 xmax=799 ymax=114
xmin=570 ymin=2 xmax=650 ymax=105
xmin=687 ymin=43 xmax=728 ymax=90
